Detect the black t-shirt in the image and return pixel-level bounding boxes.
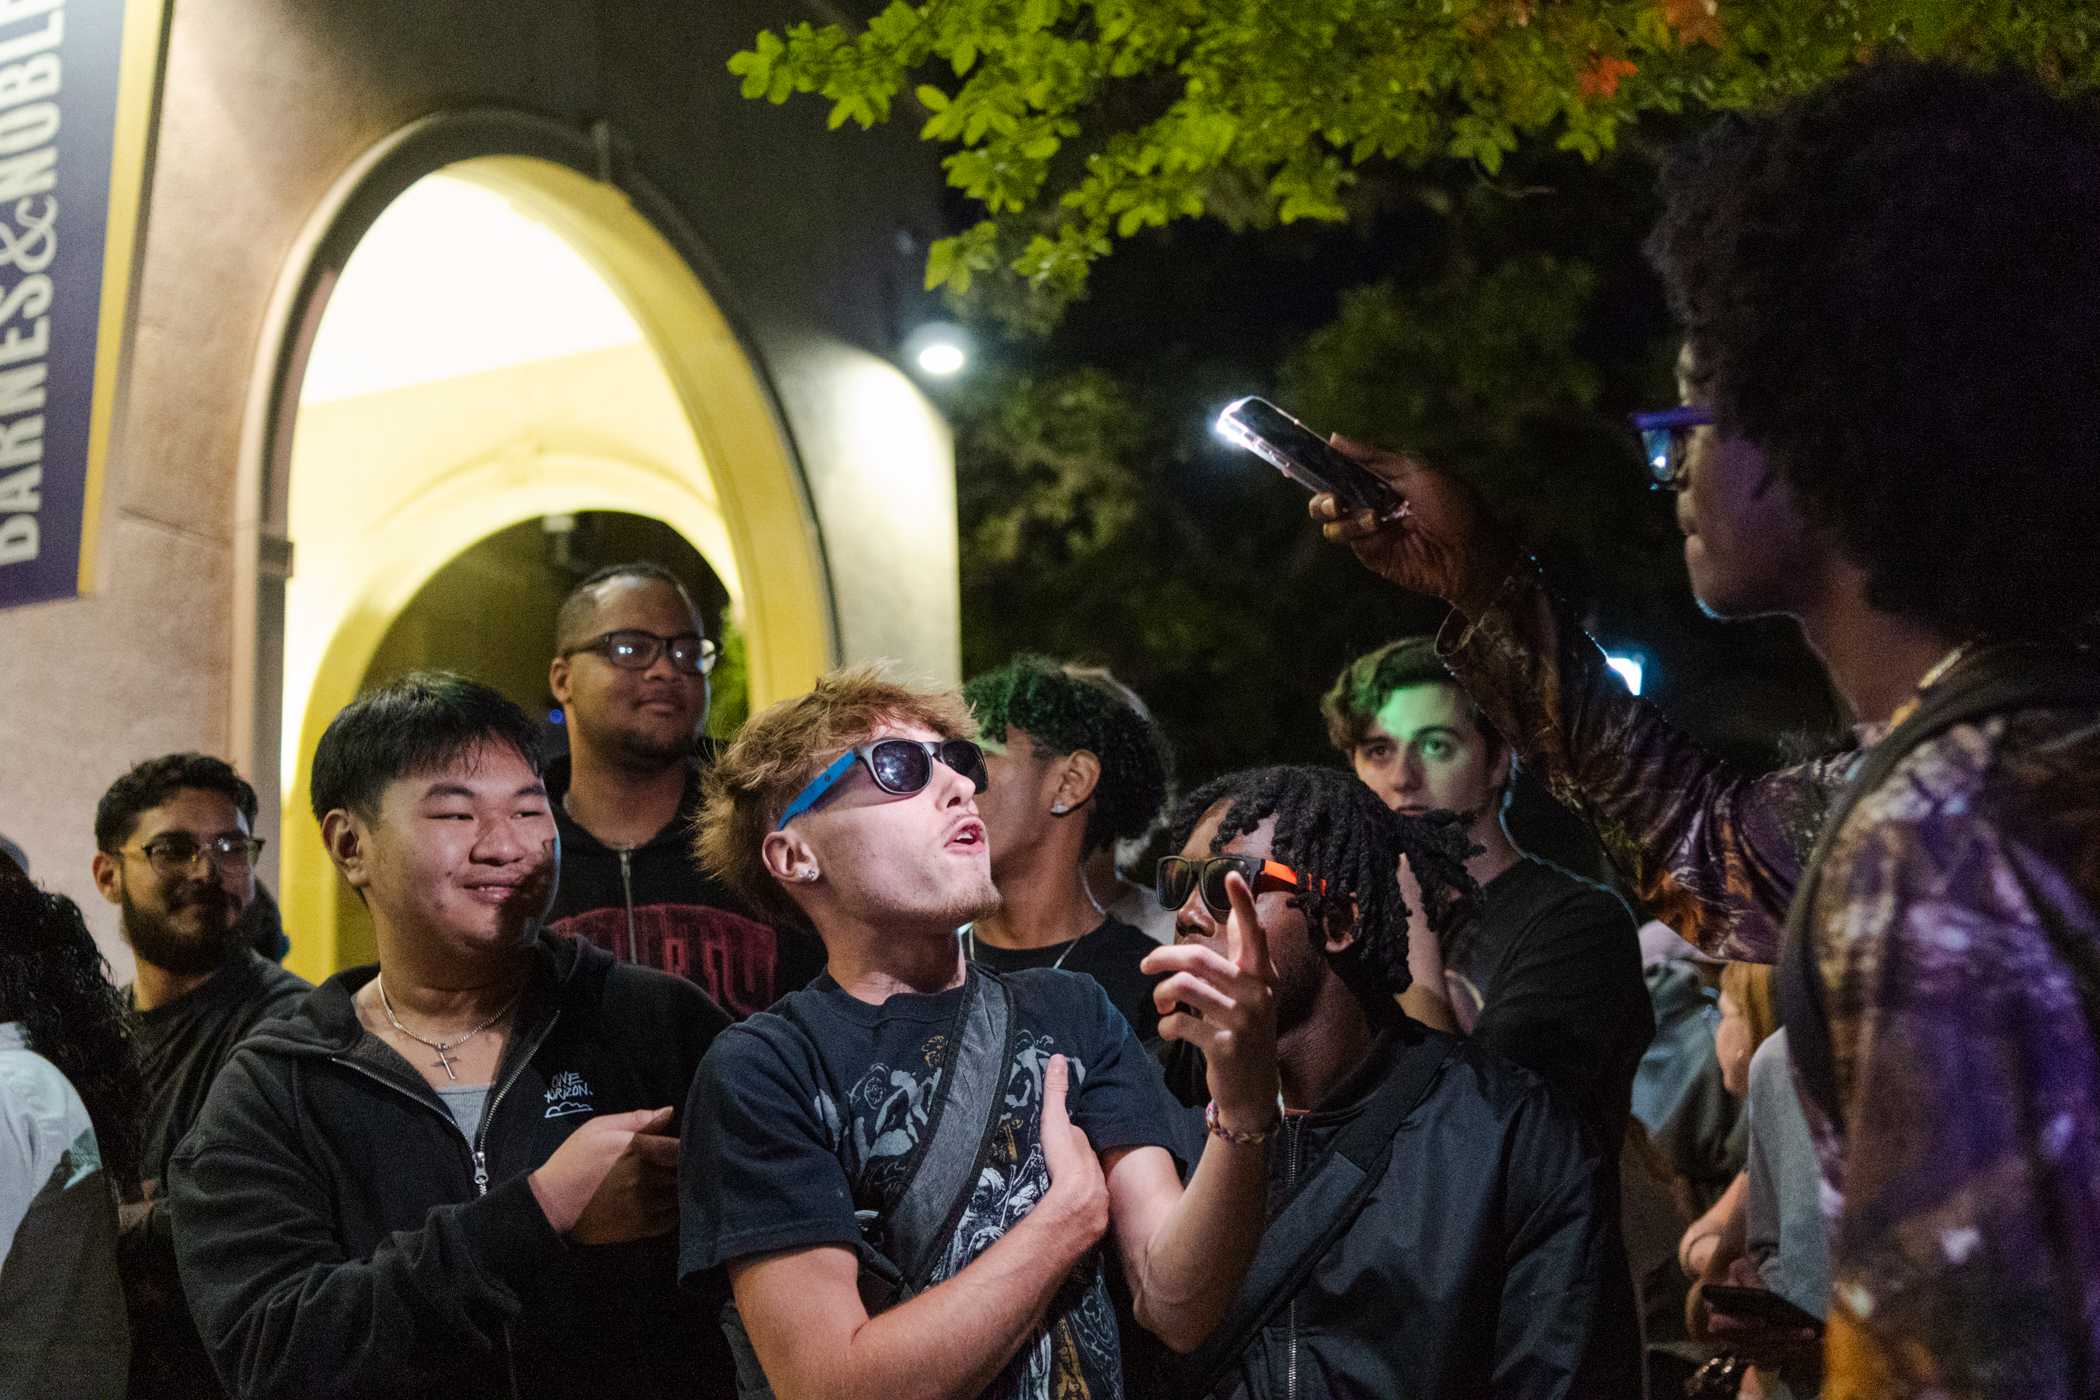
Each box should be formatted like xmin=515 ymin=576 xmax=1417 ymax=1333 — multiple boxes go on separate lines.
xmin=131 ymin=949 xmax=313 ymax=1189
xmin=680 ymin=966 xmax=1186 ymax=1400
xmin=963 ymin=916 xmax=1165 ymax=1042
xmin=1439 ymin=856 xmax=1652 ymax=1160
xmin=125 ymin=948 xmax=311 ymax=1400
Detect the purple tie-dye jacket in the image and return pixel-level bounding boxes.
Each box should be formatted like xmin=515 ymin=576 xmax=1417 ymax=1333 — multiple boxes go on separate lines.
xmin=1436 ymin=568 xmax=2100 ymax=1399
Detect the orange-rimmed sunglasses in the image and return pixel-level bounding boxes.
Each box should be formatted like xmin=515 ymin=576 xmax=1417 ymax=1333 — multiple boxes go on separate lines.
xmin=1155 ymin=855 xmax=1312 ymax=917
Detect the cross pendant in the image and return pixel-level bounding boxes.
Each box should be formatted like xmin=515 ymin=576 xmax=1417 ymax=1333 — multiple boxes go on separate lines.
xmin=434 ymin=1048 xmax=457 ymax=1082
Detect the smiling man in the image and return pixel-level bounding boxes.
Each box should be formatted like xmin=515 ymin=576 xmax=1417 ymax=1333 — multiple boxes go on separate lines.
xmin=545 ymin=562 xmax=823 ymax=1018
xmin=683 ymin=664 xmax=1280 ymax=1400
xmin=169 ymin=673 xmax=732 ymax=1400
xmin=91 ymin=752 xmax=310 ymax=1400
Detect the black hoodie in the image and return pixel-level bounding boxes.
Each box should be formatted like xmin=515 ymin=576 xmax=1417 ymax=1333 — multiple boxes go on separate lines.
xmin=1158 ymin=1023 xmax=1633 ymax=1400
xmin=543 ymin=753 xmax=824 ymax=1018
xmin=168 ymin=935 xmax=732 ymax=1400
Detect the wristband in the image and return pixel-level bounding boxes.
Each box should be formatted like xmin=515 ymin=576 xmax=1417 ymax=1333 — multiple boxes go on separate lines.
xmin=1205 ymin=1099 xmax=1281 ymax=1146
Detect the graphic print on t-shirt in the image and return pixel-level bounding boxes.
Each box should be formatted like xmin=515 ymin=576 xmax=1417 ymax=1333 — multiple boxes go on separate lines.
xmin=827 ymin=1025 xmax=1123 ymax=1400
xmin=551 ymin=904 xmax=780 ymax=1016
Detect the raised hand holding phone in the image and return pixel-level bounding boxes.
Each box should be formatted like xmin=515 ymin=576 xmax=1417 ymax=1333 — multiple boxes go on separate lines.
xmin=1305 ymin=436 xmax=1520 ymax=616
xmin=1214 ymin=398 xmax=1409 ymax=519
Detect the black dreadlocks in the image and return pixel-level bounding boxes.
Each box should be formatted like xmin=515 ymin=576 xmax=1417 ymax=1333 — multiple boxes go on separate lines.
xmin=964 ymin=655 xmax=1174 ymax=856
xmin=1168 ymin=766 xmax=1478 ymax=1005
xmin=0 ymin=860 xmax=144 ymax=1192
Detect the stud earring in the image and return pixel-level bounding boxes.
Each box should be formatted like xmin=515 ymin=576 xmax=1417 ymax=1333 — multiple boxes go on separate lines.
xmin=1050 ymin=804 xmax=1070 ymax=815
xmin=801 ymin=870 xmax=820 ymax=883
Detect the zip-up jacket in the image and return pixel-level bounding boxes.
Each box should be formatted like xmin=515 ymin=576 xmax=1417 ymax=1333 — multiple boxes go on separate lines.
xmin=1178 ymin=1024 xmax=1627 ymax=1400
xmin=168 ymin=935 xmax=732 ymax=1400
xmin=544 ymin=753 xmax=825 ymax=1018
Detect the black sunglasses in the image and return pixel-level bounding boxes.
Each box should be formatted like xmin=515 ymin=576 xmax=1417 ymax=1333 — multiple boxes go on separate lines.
xmin=1155 ymin=855 xmax=1310 ymax=918
xmin=776 ymin=738 xmax=989 ymax=829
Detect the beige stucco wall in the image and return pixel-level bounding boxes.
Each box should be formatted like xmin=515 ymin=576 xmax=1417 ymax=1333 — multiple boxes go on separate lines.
xmin=0 ymin=0 xmax=957 ymax=977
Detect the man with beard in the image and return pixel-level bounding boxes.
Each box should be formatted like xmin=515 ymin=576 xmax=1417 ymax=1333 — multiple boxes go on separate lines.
xmin=90 ymin=753 xmax=309 ymax=1398
xmin=545 ymin=562 xmax=822 ymax=1017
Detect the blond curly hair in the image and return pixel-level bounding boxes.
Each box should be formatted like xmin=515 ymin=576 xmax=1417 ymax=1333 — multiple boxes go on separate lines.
xmin=696 ymin=663 xmax=977 ymax=926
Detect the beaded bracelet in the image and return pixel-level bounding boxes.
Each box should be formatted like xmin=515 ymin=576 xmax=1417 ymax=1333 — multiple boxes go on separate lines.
xmin=1205 ymin=1099 xmax=1281 ymax=1146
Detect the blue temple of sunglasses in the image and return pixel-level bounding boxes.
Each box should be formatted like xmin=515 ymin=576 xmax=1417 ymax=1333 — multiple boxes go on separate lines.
xmin=775 ymin=750 xmax=862 ymax=831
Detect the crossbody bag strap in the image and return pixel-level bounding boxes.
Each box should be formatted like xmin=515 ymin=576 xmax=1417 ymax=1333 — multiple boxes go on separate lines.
xmin=1780 ymin=645 xmax=2100 ymax=1135
xmin=720 ymin=970 xmax=1018 ymax=1400
xmin=881 ymin=966 xmax=1016 ymax=1293
xmin=1186 ymin=1031 xmax=1457 ymax=1397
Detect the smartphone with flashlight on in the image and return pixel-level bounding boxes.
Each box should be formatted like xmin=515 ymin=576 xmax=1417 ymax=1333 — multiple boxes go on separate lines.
xmin=1214 ymin=397 xmax=1408 ymax=519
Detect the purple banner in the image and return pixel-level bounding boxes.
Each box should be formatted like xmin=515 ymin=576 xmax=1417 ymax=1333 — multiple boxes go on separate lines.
xmin=0 ymin=0 xmax=157 ymax=609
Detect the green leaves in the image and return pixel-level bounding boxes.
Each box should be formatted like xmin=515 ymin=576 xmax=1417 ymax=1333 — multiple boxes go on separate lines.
xmin=731 ymin=0 xmax=2100 ymax=326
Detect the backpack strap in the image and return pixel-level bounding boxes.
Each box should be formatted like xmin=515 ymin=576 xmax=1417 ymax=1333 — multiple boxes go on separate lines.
xmin=1780 ymin=644 xmax=2100 ymax=1134
xmin=1185 ymin=1026 xmax=1457 ymax=1396
xmin=884 ymin=966 xmax=1017 ymax=1293
xmin=720 ymin=968 xmax=1018 ymax=1398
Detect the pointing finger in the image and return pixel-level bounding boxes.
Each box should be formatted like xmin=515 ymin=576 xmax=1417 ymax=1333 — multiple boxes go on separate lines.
xmin=1223 ymin=870 xmax=1273 ymax=978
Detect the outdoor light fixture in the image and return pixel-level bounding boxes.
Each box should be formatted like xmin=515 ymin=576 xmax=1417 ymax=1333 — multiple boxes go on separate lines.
xmin=903 ymin=322 xmax=970 ymax=379
xmin=1604 ymin=653 xmax=1645 ymax=697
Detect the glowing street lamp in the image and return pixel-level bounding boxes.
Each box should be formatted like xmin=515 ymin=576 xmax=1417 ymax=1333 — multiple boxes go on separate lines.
xmin=905 ymin=322 xmax=970 ymax=379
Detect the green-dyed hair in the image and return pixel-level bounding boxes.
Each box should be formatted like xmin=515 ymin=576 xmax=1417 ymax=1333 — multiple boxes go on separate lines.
xmin=1169 ymin=766 xmax=1479 ymax=1008
xmin=1320 ymin=636 xmax=1501 ymax=760
xmin=964 ymin=655 xmax=1173 ymax=857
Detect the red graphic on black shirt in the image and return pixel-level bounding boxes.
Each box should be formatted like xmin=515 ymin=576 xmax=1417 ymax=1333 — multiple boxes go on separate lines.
xmin=551 ymin=904 xmax=780 ymax=1017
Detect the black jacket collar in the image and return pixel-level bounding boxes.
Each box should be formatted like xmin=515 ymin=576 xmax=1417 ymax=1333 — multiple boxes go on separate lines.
xmin=241 ymin=932 xmax=606 ymax=1062
xmin=543 ymin=752 xmax=704 ymax=858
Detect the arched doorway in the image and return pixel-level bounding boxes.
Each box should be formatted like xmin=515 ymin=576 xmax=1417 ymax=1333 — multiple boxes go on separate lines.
xmin=242 ymin=120 xmax=836 ymax=985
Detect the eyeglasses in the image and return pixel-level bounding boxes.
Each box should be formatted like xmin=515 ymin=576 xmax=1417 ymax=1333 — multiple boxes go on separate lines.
xmin=127 ymin=833 xmax=265 ymax=878
xmin=568 ymin=629 xmax=718 ymax=676
xmin=1155 ymin=855 xmax=1312 ymax=918
xmin=775 ymin=738 xmax=989 ymax=830
xmin=1629 ymin=406 xmax=1714 ymax=491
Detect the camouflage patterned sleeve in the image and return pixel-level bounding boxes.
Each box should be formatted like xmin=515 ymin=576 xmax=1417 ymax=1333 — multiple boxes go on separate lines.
xmin=1816 ymin=722 xmax=2100 ymax=1399
xmin=1436 ymin=567 xmax=1848 ymax=963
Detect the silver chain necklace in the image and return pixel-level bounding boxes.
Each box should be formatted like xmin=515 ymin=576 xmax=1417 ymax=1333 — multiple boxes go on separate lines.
xmin=376 ymin=975 xmax=522 ymax=1082
xmin=965 ymin=923 xmax=1088 ymax=971
xmin=963 ymin=868 xmax=1105 ymax=972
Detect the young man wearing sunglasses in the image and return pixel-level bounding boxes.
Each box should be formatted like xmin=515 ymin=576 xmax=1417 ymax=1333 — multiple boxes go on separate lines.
xmin=1312 ymin=61 xmax=2100 ymax=1398
xmin=89 ymin=752 xmax=311 ymax=1400
xmin=545 ymin=562 xmax=824 ymax=1018
xmin=1147 ymin=765 xmax=1623 ymax=1398
xmin=683 ymin=664 xmax=1281 ymax=1400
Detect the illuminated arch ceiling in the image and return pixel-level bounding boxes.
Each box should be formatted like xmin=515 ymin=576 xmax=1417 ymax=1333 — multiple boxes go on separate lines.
xmin=278 ymin=163 xmax=827 ymax=980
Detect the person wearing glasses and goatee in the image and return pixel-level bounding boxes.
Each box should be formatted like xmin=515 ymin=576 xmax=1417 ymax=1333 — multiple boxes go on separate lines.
xmin=682 ymin=665 xmax=1281 ymax=1400
xmin=1146 ymin=767 xmax=1624 ymax=1400
xmin=89 ymin=752 xmax=309 ymax=1400
xmin=544 ymin=562 xmax=823 ymax=1018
